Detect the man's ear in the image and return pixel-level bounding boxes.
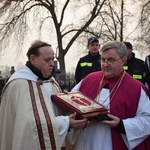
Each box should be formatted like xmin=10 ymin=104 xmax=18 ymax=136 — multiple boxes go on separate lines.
xmin=29 ymin=54 xmax=35 ymax=64
xmin=122 ymin=57 xmax=127 ymax=65
xmin=86 ymin=45 xmax=89 ymax=49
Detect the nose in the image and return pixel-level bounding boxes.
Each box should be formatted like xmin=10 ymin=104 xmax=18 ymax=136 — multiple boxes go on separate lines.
xmin=105 ymin=60 xmax=110 ymax=65
xmin=49 ymin=60 xmax=54 ymax=66
xmin=101 ymin=60 xmax=110 ymax=66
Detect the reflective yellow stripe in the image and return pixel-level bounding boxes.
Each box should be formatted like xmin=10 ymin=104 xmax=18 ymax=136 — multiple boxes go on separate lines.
xmin=80 ymin=62 xmax=92 ymax=67
xmin=133 ymin=74 xmax=142 ymax=79
xmin=123 ymin=66 xmax=128 ymax=70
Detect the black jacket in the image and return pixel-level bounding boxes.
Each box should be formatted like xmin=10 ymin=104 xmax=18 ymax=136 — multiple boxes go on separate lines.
xmin=145 ymin=55 xmax=150 ymax=89
xmin=75 ymin=52 xmax=101 ymax=84
xmin=123 ymin=52 xmax=146 ymax=85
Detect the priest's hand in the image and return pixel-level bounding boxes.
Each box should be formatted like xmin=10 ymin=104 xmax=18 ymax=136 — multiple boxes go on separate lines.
xmin=69 ymin=112 xmax=88 ymax=129
xmin=102 ymin=114 xmax=120 ymax=127
xmin=63 ymin=89 xmax=68 ymax=94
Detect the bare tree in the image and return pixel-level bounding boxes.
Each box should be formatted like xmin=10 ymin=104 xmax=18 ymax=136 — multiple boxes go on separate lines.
xmin=139 ymin=0 xmax=150 ymax=52
xmin=82 ymin=0 xmax=140 ymax=44
xmin=92 ymin=0 xmax=138 ymax=41
xmin=0 ymin=0 xmax=107 ymax=75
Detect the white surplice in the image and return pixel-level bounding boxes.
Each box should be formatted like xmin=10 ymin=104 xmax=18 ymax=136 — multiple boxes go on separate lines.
xmin=71 ymin=81 xmax=150 ymax=150
xmin=0 ymin=65 xmax=69 ymax=150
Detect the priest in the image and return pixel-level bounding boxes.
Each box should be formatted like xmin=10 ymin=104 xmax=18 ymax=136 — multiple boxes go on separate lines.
xmin=0 ymin=40 xmax=87 ymax=150
xmin=71 ymin=41 xmax=150 ymax=150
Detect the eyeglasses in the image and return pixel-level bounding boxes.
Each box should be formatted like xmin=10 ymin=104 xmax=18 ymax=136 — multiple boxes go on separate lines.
xmin=100 ymin=57 xmax=121 ymax=65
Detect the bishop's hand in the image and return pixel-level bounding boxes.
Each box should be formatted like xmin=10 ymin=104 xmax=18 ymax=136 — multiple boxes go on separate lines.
xmin=69 ymin=112 xmax=88 ymax=129
xmin=102 ymin=114 xmax=120 ymax=127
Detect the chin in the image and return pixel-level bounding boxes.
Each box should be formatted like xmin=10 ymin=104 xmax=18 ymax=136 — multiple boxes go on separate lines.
xmin=43 ymin=73 xmax=51 ymax=78
xmin=104 ymin=72 xmax=112 ymax=78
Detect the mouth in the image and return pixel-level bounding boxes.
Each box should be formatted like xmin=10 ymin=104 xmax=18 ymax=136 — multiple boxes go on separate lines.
xmin=103 ymin=68 xmax=110 ymax=72
xmin=48 ymin=68 xmax=53 ymax=71
xmin=49 ymin=70 xmax=53 ymax=73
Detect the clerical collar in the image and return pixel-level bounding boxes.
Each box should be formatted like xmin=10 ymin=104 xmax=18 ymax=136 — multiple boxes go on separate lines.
xmin=26 ymin=61 xmax=52 ymax=81
xmin=103 ymin=83 xmax=109 ymax=89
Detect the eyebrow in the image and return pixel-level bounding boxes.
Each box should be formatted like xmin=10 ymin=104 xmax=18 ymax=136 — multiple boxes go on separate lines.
xmin=101 ymin=57 xmax=115 ymax=59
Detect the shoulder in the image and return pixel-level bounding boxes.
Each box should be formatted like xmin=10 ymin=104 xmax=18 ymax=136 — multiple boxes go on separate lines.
xmin=133 ymin=58 xmax=144 ymax=65
xmin=83 ymin=71 xmax=102 ymax=82
xmin=5 ymin=79 xmax=28 ymax=90
xmin=124 ymin=72 xmax=146 ymax=89
xmin=133 ymin=57 xmax=144 ymax=64
xmin=1 ymin=79 xmax=29 ymax=98
xmin=145 ymin=55 xmax=150 ymax=61
xmin=146 ymin=54 xmax=150 ymax=58
xmin=79 ymin=54 xmax=90 ymax=60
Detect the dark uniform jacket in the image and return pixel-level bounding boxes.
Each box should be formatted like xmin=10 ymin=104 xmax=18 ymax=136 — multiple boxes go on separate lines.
xmin=123 ymin=52 xmax=146 ymax=85
xmin=145 ymin=55 xmax=150 ymax=89
xmin=75 ymin=52 xmax=101 ymax=84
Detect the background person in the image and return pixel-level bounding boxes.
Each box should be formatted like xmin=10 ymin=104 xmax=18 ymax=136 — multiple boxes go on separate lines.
xmin=123 ymin=41 xmax=146 ymax=85
xmin=0 ymin=40 xmax=87 ymax=150
xmin=75 ymin=36 xmax=101 ymax=84
xmin=71 ymin=41 xmax=150 ymax=150
xmin=145 ymin=54 xmax=150 ymax=90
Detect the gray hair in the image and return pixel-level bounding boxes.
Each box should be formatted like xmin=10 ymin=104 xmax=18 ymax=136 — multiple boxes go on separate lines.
xmin=100 ymin=41 xmax=128 ymax=58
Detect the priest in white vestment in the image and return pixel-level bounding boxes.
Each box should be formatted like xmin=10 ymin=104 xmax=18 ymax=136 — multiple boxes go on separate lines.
xmin=0 ymin=40 xmax=87 ymax=150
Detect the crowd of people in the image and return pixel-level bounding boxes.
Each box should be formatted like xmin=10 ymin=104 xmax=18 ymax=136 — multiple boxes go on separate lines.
xmin=0 ymin=38 xmax=150 ymax=150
